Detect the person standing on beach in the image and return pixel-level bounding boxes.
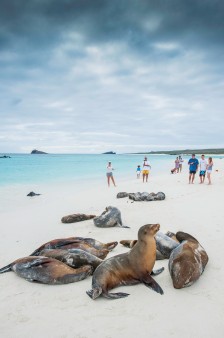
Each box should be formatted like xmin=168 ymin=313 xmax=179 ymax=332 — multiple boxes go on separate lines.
xmin=206 ymin=157 xmax=214 ymax=185
xmin=175 ymin=157 xmax=180 ymax=173
xmin=188 ymin=154 xmax=199 ymax=184
xmin=142 ymin=156 xmax=151 ymax=183
xmin=199 ymin=154 xmax=207 ymax=184
xmin=106 ymin=161 xmax=116 ymax=187
xmin=136 ymin=165 xmax=141 ymax=179
xmin=178 ymin=155 xmax=184 ymax=172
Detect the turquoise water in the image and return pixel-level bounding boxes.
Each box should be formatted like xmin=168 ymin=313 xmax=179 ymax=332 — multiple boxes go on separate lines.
xmin=0 ymin=153 xmax=222 ymax=186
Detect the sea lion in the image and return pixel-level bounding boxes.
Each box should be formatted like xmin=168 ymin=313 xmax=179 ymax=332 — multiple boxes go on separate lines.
xmin=39 ymin=249 xmax=102 ymax=271
xmin=30 ymin=237 xmax=110 ymax=259
xmin=27 ymin=191 xmax=41 ymax=197
xmin=61 ymin=214 xmax=96 ymax=224
xmin=86 ymin=224 xmax=164 ymax=300
xmin=168 ymin=231 xmax=209 ymax=289
xmin=93 ymin=206 xmax=129 ymax=228
xmin=0 ymin=256 xmax=92 ymax=284
xmin=120 ymin=231 xmax=179 ymax=260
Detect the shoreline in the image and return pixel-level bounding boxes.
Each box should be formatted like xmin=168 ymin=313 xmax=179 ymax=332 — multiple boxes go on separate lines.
xmin=0 ymin=160 xmax=223 ymax=337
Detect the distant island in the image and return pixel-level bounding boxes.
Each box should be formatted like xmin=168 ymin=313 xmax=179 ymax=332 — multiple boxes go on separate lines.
xmin=31 ymin=149 xmax=48 ymax=154
xmin=102 ymin=151 xmax=116 ymax=154
xmin=133 ymin=148 xmax=224 ymax=155
xmin=0 ymin=155 xmax=11 ymax=158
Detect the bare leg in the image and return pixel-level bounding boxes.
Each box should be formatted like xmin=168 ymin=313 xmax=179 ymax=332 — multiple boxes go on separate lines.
xmin=146 ymin=173 xmax=149 ymax=182
xmin=199 ymin=175 xmax=202 ymax=184
xmin=202 ymin=174 xmax=205 ymax=183
xmin=189 ymin=173 xmax=192 ymax=184
xmin=143 ymin=173 xmax=145 ymax=183
xmin=207 ymin=173 xmax=211 ymax=185
xmin=191 ymin=173 xmax=195 ymax=184
xmin=111 ymin=176 xmax=116 ymax=187
xmin=107 ymin=176 xmax=110 ymax=187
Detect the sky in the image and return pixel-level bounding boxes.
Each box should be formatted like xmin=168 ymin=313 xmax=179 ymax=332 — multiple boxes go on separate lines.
xmin=0 ymin=0 xmax=224 ymax=154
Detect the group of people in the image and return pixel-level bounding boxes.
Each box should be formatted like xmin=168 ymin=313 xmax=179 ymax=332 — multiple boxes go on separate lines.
xmin=106 ymin=154 xmax=214 ymax=187
xmin=188 ymin=154 xmax=214 ymax=185
xmin=171 ymin=156 xmax=184 ymax=174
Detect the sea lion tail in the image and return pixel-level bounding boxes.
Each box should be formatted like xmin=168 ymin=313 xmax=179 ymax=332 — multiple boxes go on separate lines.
xmin=0 ymin=264 xmax=12 ymax=273
xmin=176 ymin=231 xmax=198 ymax=243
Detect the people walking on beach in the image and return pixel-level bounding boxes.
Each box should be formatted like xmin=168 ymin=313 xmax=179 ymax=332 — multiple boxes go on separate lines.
xmin=136 ymin=165 xmax=141 ymax=179
xmin=106 ymin=161 xmax=116 ymax=187
xmin=206 ymin=157 xmax=213 ymax=185
xmin=175 ymin=157 xmax=180 ymax=173
xmin=142 ymin=156 xmax=151 ymax=183
xmin=188 ymin=154 xmax=199 ymax=184
xmin=199 ymin=154 xmax=207 ymax=184
xmin=178 ymin=155 xmax=184 ymax=172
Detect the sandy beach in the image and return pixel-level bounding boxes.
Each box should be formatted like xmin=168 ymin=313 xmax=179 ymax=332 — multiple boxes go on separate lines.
xmin=0 ymin=159 xmax=224 ymax=338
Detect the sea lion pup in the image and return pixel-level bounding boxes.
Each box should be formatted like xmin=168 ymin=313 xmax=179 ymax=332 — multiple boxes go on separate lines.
xmin=30 ymin=238 xmax=110 ymax=259
xmin=39 ymin=249 xmax=103 ymax=272
xmin=93 ymin=206 xmax=130 ymax=228
xmin=120 ymin=231 xmax=179 ymax=260
xmin=86 ymin=224 xmax=164 ymax=300
xmin=169 ymin=231 xmax=209 ymax=289
xmin=0 ymin=256 xmax=92 ymax=284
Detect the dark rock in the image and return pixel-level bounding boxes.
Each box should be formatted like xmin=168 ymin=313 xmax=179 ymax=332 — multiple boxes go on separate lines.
xmin=0 ymin=155 xmax=11 ymax=158
xmin=61 ymin=213 xmax=96 ymax=224
xmin=102 ymin=151 xmax=116 ymax=154
xmin=27 ymin=191 xmax=41 ymax=197
xmin=31 ymin=149 xmax=48 ymax=154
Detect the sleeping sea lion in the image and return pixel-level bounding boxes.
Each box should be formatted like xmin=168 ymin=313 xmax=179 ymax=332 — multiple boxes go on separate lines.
xmin=30 ymin=238 xmax=110 ymax=259
xmin=39 ymin=248 xmax=102 ymax=271
xmin=120 ymin=231 xmax=179 ymax=260
xmin=93 ymin=206 xmax=129 ymax=228
xmin=168 ymin=231 xmax=209 ymax=289
xmin=86 ymin=224 xmax=164 ymax=300
xmin=0 ymin=256 xmax=92 ymax=284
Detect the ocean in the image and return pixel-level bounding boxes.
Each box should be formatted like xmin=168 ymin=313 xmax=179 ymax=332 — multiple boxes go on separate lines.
xmin=0 ymin=153 xmax=222 ymax=187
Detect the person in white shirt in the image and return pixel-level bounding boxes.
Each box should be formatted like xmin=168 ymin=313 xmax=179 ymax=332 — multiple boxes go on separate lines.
xmin=199 ymin=154 xmax=207 ymax=184
xmin=106 ymin=161 xmax=116 ymax=187
xmin=142 ymin=156 xmax=151 ymax=183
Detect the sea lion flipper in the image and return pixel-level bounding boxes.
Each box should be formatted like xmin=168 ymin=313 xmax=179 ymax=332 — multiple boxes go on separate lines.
xmin=151 ymin=267 xmax=165 ymax=276
xmin=142 ymin=275 xmax=164 ymax=295
xmin=118 ymin=224 xmax=130 ymax=229
xmin=103 ymin=292 xmax=130 ymax=299
xmin=0 ymin=264 xmax=12 ymax=273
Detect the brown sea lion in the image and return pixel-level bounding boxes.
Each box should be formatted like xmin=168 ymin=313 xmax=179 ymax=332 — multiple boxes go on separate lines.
xmin=120 ymin=231 xmax=179 ymax=260
xmin=30 ymin=237 xmax=111 ymax=259
xmin=168 ymin=231 xmax=209 ymax=289
xmin=86 ymin=224 xmax=164 ymax=300
xmin=0 ymin=256 xmax=92 ymax=284
xmin=39 ymin=248 xmax=102 ymax=271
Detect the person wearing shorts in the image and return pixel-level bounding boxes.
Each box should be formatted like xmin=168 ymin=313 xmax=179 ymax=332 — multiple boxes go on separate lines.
xmin=199 ymin=154 xmax=207 ymax=184
xmin=106 ymin=161 xmax=116 ymax=187
xmin=206 ymin=157 xmax=213 ymax=185
xmin=188 ymin=154 xmax=199 ymax=184
xmin=142 ymin=157 xmax=151 ymax=183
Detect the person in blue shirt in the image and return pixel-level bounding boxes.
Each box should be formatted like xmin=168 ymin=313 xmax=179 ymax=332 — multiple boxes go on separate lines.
xmin=188 ymin=154 xmax=199 ymax=184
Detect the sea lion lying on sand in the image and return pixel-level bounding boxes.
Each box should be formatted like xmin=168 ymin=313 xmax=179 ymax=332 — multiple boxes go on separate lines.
xmin=0 ymin=256 xmax=92 ymax=284
xmin=39 ymin=249 xmax=102 ymax=272
xmin=86 ymin=224 xmax=164 ymax=300
xmin=93 ymin=206 xmax=129 ymax=228
xmin=30 ymin=237 xmax=115 ymax=259
xmin=168 ymin=231 xmax=209 ymax=289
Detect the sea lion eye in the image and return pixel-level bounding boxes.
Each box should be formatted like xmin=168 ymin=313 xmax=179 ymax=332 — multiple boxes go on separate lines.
xmin=144 ymin=230 xmax=147 ymax=235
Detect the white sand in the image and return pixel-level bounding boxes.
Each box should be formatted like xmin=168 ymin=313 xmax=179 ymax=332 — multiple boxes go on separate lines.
xmin=0 ymin=160 xmax=224 ymax=338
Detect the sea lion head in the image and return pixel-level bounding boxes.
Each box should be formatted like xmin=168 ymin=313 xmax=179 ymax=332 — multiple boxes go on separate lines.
xmin=138 ymin=224 xmax=160 ymax=241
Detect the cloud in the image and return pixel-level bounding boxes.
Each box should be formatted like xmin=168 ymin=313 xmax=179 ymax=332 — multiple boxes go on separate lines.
xmin=0 ymin=0 xmax=224 ymax=153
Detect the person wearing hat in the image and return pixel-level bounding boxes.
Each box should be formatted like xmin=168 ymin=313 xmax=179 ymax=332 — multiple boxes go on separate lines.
xmin=106 ymin=161 xmax=116 ymax=187
xmin=142 ymin=156 xmax=151 ymax=183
